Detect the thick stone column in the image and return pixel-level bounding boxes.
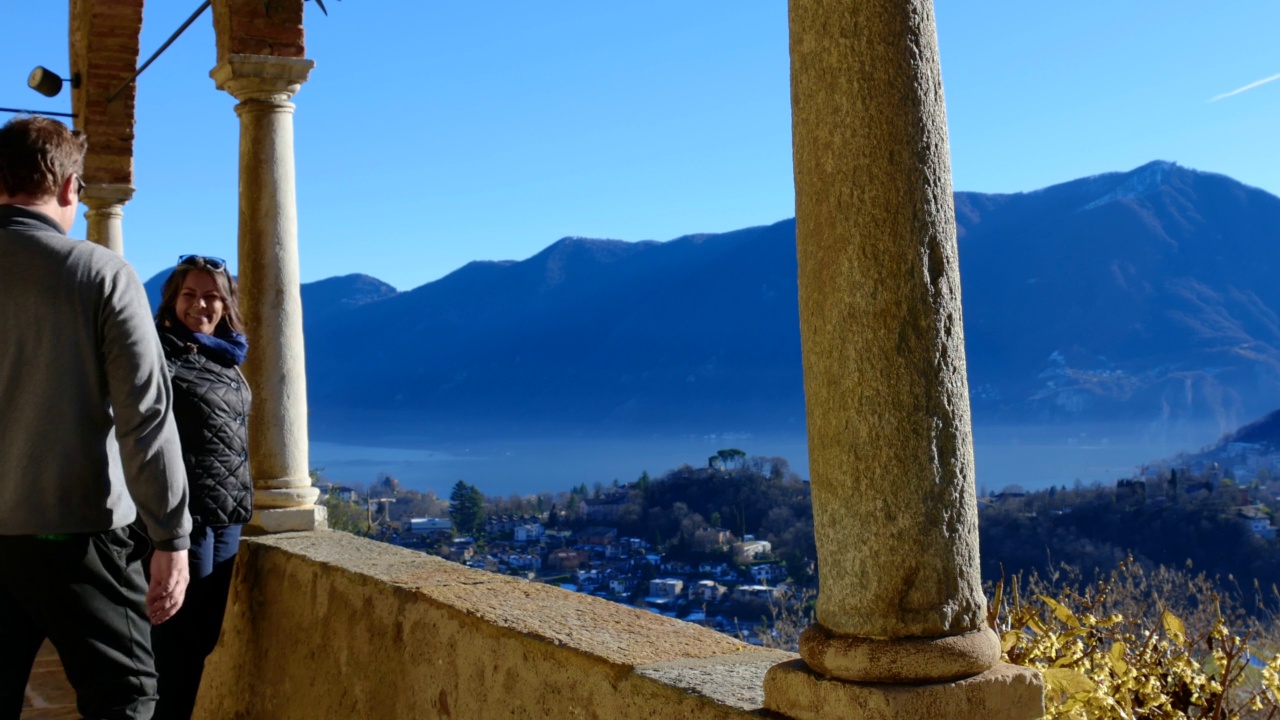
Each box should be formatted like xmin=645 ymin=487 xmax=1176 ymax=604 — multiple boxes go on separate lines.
xmin=81 ymin=184 xmax=134 ymax=255
xmin=212 ymin=54 xmax=325 ymax=533
xmin=763 ymin=1 xmax=1041 ymax=717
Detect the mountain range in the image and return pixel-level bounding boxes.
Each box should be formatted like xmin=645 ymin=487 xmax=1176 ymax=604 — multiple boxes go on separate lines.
xmin=145 ymin=161 xmax=1280 ymax=442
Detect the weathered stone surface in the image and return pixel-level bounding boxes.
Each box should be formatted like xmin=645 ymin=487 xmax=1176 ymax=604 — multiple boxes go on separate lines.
xmin=255 ymin=485 xmax=324 ymax=509
xmin=787 ymin=0 xmax=990 ymax=649
xmin=248 ymin=505 xmax=327 ymax=534
xmin=637 ymin=652 xmax=796 ymax=711
xmin=763 ymin=660 xmax=1045 ymax=720
xmin=195 ymin=532 xmax=784 ymax=719
xmin=799 ymin=624 xmax=1000 ymax=684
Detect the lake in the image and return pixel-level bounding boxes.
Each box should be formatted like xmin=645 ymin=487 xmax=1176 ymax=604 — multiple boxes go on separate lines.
xmin=309 ymin=421 xmax=1226 ymax=497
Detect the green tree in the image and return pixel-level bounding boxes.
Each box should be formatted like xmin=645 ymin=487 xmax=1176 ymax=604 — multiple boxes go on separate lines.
xmin=449 ymin=480 xmax=485 ymax=537
xmin=322 ymin=498 xmax=370 ymax=536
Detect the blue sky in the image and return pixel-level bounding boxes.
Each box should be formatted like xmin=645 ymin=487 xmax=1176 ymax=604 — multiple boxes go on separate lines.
xmin=5 ymin=1 xmax=1279 ymax=291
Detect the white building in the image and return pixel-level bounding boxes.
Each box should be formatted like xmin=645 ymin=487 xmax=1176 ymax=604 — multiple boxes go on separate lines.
xmin=733 ymin=540 xmax=772 ymax=563
xmin=750 ymin=563 xmax=787 ymax=584
xmin=507 ymin=554 xmax=542 ymax=571
xmin=407 ymin=517 xmax=452 ymax=534
xmin=687 ymin=580 xmax=726 ymax=603
xmin=648 ymin=578 xmax=684 ymax=602
xmin=514 ymin=523 xmax=545 ymax=543
xmin=733 ymin=585 xmax=782 ymax=603
xmin=1247 ymin=517 xmax=1277 ymax=539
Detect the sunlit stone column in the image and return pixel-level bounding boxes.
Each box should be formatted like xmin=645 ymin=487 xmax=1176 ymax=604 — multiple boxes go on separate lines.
xmin=763 ymin=1 xmax=1042 ymax=717
xmin=212 ymin=54 xmax=325 ymax=533
xmin=81 ymin=184 xmax=133 ymax=255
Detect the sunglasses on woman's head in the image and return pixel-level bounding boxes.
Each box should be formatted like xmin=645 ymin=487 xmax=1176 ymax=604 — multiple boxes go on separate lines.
xmin=178 ymin=254 xmax=227 ymax=271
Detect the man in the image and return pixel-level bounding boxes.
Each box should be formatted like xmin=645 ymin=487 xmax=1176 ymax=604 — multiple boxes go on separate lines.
xmin=0 ymin=116 xmax=192 ymax=719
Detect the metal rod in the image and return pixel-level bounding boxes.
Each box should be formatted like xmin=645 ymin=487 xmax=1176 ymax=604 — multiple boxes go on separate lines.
xmin=0 ymin=107 xmax=76 ymax=118
xmin=107 ymin=0 xmax=212 ymax=104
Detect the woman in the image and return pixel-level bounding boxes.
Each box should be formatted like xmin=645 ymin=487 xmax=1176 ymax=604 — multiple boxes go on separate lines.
xmin=151 ymin=254 xmax=251 ymax=720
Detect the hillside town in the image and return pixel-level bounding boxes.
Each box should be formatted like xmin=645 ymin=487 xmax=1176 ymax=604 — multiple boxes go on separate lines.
xmin=320 ymin=434 xmax=1280 ymax=629
xmin=315 ymin=468 xmax=815 ymax=649
xmin=311 ymin=435 xmax=1280 ymax=656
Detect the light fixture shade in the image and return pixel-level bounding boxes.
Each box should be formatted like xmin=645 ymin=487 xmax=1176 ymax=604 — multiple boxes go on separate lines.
xmin=28 ymin=66 xmax=64 ymax=98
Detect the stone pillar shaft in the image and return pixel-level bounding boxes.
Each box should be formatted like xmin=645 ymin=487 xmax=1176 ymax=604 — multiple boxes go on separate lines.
xmin=81 ymin=184 xmax=134 ymax=256
xmin=788 ymin=0 xmax=996 ymax=683
xmin=213 ymin=54 xmax=323 ymax=532
xmin=765 ymin=3 xmax=1043 ymax=715
xmin=792 ymin=0 xmax=984 ymax=642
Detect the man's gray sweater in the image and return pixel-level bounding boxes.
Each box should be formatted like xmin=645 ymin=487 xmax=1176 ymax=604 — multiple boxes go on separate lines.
xmin=0 ymin=205 xmax=191 ymax=551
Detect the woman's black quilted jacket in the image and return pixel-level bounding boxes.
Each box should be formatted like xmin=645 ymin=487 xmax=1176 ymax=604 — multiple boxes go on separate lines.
xmin=160 ymin=331 xmax=253 ymax=527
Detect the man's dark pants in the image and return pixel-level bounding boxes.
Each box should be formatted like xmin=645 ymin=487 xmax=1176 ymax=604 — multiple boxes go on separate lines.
xmin=0 ymin=528 xmax=156 ymax=720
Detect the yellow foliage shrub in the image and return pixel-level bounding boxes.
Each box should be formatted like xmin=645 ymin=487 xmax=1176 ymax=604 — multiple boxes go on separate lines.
xmin=991 ymin=559 xmax=1280 ymax=719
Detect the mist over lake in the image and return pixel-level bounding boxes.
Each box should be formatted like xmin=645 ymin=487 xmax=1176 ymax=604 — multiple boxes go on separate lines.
xmin=309 ymin=421 xmax=1225 ymax=498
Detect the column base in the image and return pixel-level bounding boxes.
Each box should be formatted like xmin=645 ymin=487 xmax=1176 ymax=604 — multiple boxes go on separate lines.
xmin=763 ymin=659 xmax=1043 ymax=720
xmin=256 ymin=485 xmax=321 ymax=508
xmin=248 ymin=505 xmax=328 ymax=534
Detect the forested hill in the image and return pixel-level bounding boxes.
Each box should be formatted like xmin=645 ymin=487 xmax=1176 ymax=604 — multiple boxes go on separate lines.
xmin=530 ymin=447 xmax=1280 ymax=608
xmin=978 ymin=476 xmax=1280 ymax=598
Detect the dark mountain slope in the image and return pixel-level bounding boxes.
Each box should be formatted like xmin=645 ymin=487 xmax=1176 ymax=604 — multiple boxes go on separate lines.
xmin=304 ymin=220 xmax=805 ymax=436
xmin=148 ymin=161 xmax=1280 ymax=441
xmin=958 ymin=161 xmax=1280 ymax=428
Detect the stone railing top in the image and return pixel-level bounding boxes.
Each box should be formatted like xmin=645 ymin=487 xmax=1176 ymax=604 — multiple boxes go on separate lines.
xmin=254 ymin=532 xmax=772 ymax=667
xmin=218 ymin=532 xmax=795 ymax=715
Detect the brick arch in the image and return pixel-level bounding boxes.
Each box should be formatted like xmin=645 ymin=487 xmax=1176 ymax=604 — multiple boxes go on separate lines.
xmin=69 ymin=0 xmax=145 ymax=187
xmin=212 ymin=0 xmax=305 ymax=63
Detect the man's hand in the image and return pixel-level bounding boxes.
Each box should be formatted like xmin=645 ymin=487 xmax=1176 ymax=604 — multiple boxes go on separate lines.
xmin=147 ymin=549 xmax=190 ymax=624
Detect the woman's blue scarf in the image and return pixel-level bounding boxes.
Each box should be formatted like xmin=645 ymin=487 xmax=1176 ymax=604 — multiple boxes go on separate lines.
xmin=159 ymin=311 xmax=249 ymax=367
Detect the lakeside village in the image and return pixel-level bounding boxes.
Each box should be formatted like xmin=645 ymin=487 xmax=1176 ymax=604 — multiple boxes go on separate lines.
xmin=313 ymin=440 xmax=1280 ymax=650
xmin=316 ymin=488 xmax=807 ymax=648
xmin=315 ymin=452 xmax=817 ymax=649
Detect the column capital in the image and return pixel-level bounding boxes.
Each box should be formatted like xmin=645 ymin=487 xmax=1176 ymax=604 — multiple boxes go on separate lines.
xmin=81 ymin=183 xmax=134 ymax=255
xmin=211 ymin=54 xmax=314 ymax=103
xmin=79 ymin=183 xmax=135 ymax=210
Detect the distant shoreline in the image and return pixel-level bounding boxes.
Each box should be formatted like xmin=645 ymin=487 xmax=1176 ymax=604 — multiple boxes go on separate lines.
xmin=306 ymin=420 xmax=1223 ymax=498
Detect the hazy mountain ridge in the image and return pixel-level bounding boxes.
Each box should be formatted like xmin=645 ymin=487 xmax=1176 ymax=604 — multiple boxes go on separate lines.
xmin=300 ymin=220 xmax=805 ymax=437
xmin=143 ymin=161 xmax=1280 ymax=440
xmin=956 ymin=161 xmax=1280 ymax=432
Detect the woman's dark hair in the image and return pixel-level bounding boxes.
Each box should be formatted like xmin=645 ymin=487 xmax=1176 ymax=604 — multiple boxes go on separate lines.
xmin=157 ymin=261 xmax=243 ymax=334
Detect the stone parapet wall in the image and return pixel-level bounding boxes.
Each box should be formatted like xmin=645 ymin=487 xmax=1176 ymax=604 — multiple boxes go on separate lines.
xmin=195 ymin=532 xmax=793 ymax=719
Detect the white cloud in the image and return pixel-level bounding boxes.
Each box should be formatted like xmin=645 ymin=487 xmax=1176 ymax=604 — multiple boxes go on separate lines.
xmin=1208 ymin=72 xmax=1280 ymax=103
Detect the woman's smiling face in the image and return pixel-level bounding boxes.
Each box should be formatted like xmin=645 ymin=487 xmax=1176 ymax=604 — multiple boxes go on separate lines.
xmin=175 ymin=269 xmax=225 ymax=335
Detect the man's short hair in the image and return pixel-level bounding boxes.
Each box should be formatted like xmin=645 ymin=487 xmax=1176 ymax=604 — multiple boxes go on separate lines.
xmin=0 ymin=116 xmax=88 ymax=199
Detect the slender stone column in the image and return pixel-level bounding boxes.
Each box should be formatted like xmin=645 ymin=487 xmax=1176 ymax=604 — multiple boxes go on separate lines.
xmin=211 ymin=54 xmax=325 ymax=533
xmin=81 ymin=184 xmax=134 ymax=255
xmin=764 ymin=1 xmax=1041 ymax=717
